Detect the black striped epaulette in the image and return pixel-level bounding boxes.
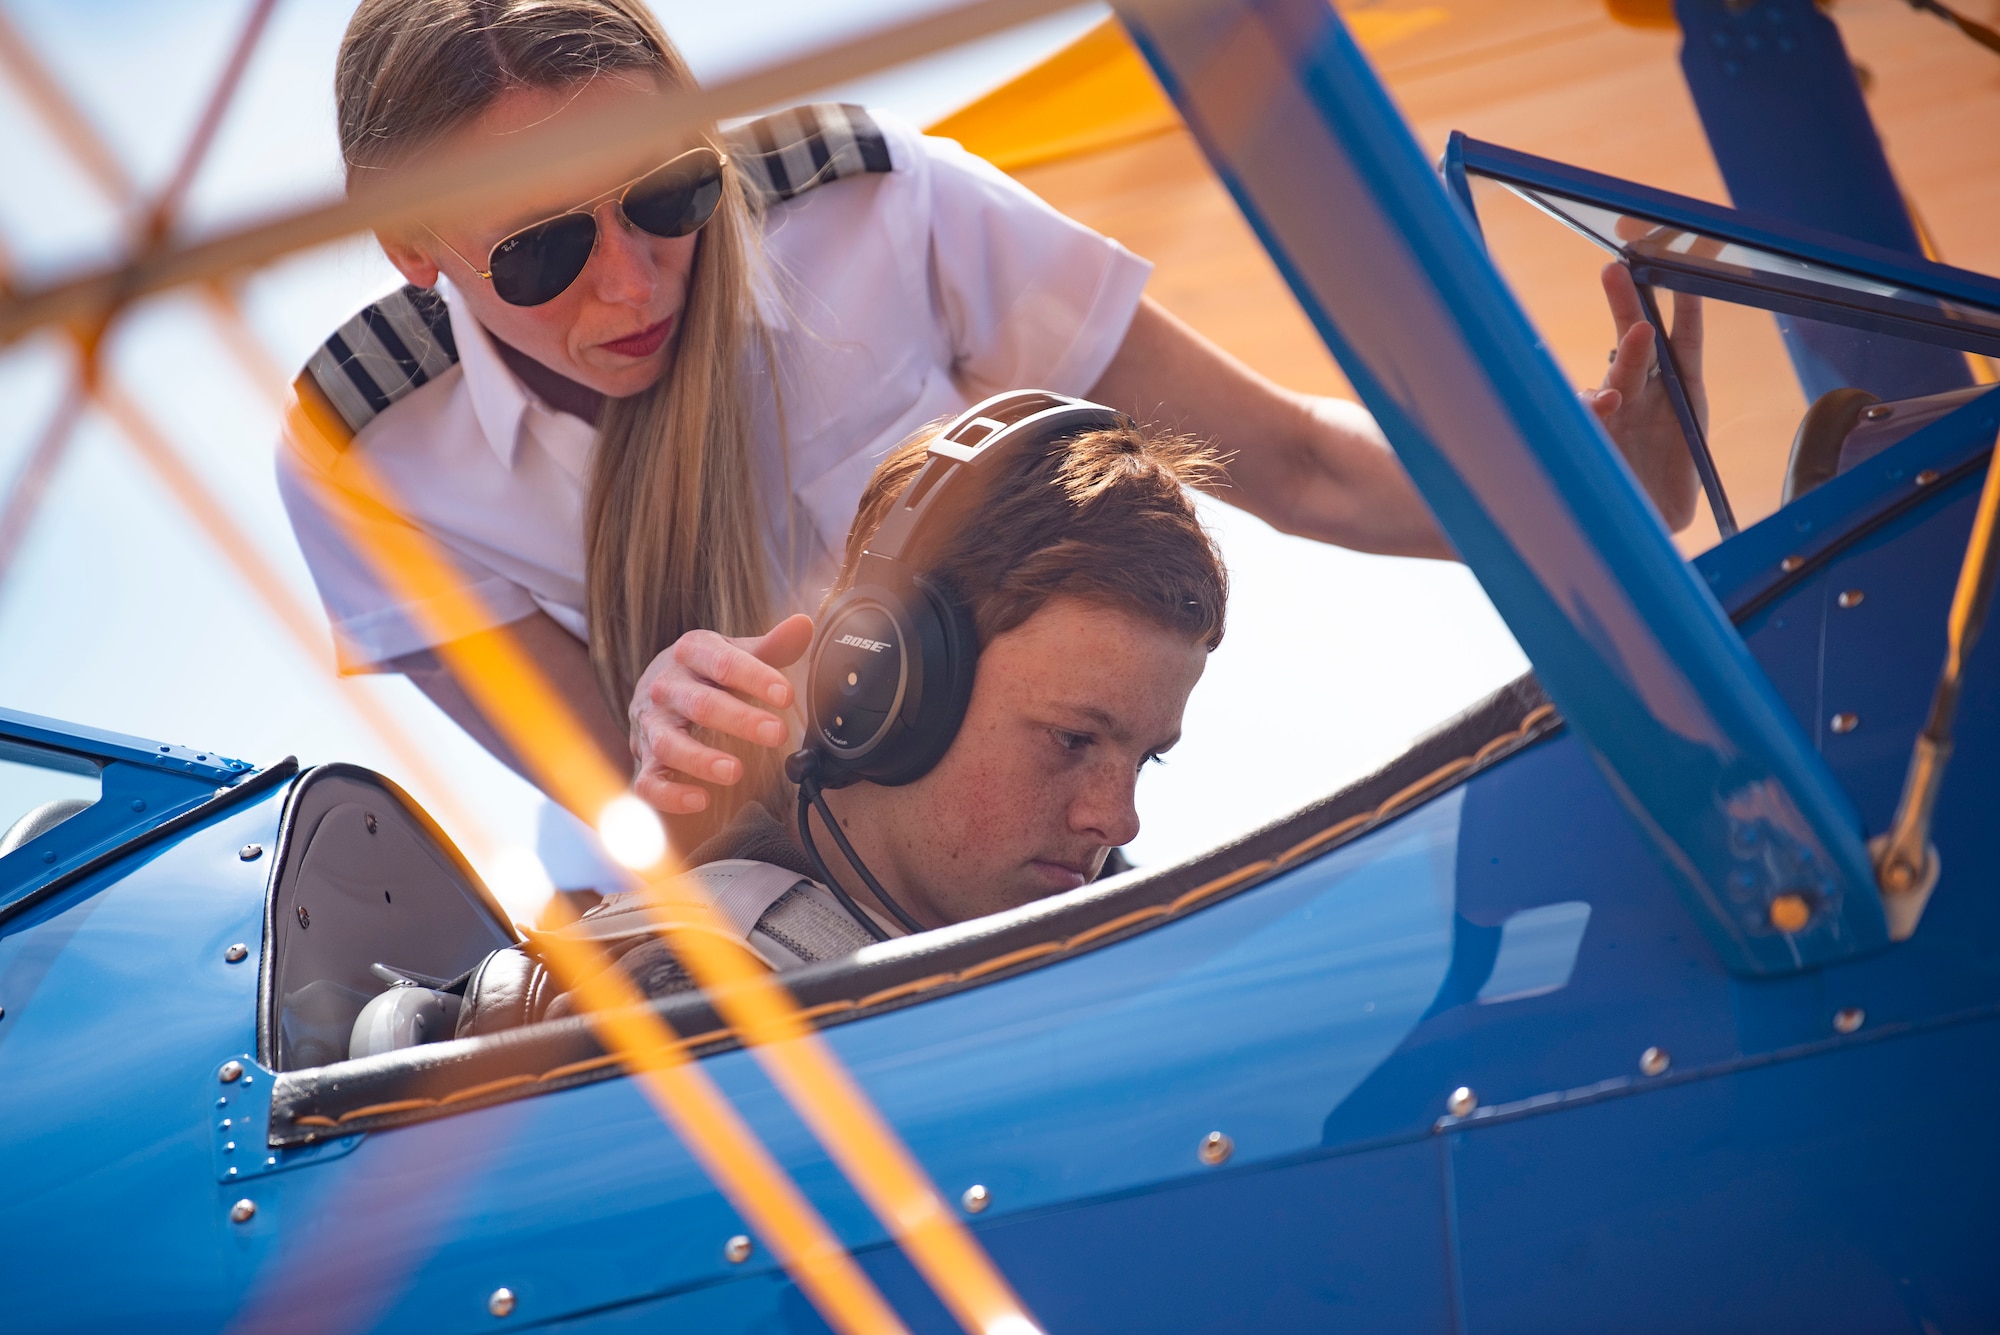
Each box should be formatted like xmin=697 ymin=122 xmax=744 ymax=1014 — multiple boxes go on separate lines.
xmin=298 ymin=283 xmax=458 ymax=443
xmin=726 ymin=102 xmax=893 ymax=208
xmin=294 ymin=104 xmax=893 ymax=447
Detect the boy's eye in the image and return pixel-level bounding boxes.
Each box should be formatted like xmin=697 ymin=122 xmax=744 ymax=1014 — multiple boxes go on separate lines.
xmin=1052 ymin=729 xmax=1091 ymax=753
xmin=1139 ymin=751 xmax=1164 ymax=772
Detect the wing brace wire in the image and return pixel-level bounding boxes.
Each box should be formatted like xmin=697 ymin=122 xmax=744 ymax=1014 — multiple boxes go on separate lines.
xmin=1872 ymin=431 xmax=2000 ymax=937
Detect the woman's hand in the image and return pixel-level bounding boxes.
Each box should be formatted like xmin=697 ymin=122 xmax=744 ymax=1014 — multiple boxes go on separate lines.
xmin=1583 ymin=262 xmax=1705 ymax=532
xmin=629 ymin=614 xmax=815 ymax=815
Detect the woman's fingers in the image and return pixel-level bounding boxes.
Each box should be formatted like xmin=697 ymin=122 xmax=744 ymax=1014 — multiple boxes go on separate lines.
xmin=637 ymin=701 xmax=758 ymax=781
xmin=633 ymin=763 xmax=712 ymax=814
xmin=671 ymin=629 xmax=793 ymax=708
xmin=1599 ymin=262 xmax=1647 ymax=342
xmin=665 ymin=675 xmax=787 ymax=749
xmin=1603 ymin=318 xmax=1657 ymax=402
xmin=627 ymin=615 xmax=818 ymax=814
xmin=750 ymin=613 xmax=816 ymax=675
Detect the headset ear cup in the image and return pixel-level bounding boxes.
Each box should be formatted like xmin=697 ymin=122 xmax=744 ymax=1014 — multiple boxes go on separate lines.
xmin=804 ymin=575 xmax=976 ymax=788
xmin=872 ymin=573 xmax=977 ymax=787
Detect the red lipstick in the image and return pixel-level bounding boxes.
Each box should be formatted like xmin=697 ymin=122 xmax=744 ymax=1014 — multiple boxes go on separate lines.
xmin=600 ymin=317 xmax=672 ymax=358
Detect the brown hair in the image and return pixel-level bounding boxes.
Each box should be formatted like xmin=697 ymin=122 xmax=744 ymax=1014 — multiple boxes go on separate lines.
xmin=335 ymin=0 xmax=774 ymax=732
xmin=831 ymin=419 xmax=1229 ymax=652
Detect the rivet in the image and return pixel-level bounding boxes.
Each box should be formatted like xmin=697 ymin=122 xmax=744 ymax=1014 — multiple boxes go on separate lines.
xmin=724 ymin=1234 xmax=754 ymax=1263
xmin=239 ymin=844 xmax=263 ymax=862
xmin=130 ymin=798 xmax=147 ymax=812
xmin=219 ymin=1060 xmax=243 ymax=1084
xmin=1915 ymin=469 xmax=1940 ymax=486
xmin=1834 ymin=1006 xmax=1865 ymax=1034
xmin=364 ymin=812 xmax=378 ymax=834
xmin=1862 ymin=404 xmax=1892 ymax=421
xmin=1830 ymin=712 xmax=1859 ymax=734
xmin=1779 ymin=555 xmax=1804 ymax=572
xmin=1197 ymin=1130 xmax=1234 ymax=1165
xmin=1639 ymin=1046 xmax=1671 ymax=1076
xmin=1769 ymin=893 xmax=1812 ymax=933
xmin=220 ymin=1119 xmax=232 ymax=1130
xmin=0 ymin=1005 xmax=6 ymax=1021
xmin=1446 ymin=1086 xmax=1478 ymax=1118
xmin=488 ymin=1287 xmax=516 ymax=1317
xmin=229 ymin=1199 xmax=256 ymax=1224
xmin=961 ymin=1184 xmax=991 ymax=1214
xmin=1837 ymin=589 xmax=1864 ymax=609
xmin=224 ymin=943 xmax=248 ymax=963
xmin=296 ymin=905 xmax=310 ymax=929
xmin=41 ymin=850 xmax=55 ymax=864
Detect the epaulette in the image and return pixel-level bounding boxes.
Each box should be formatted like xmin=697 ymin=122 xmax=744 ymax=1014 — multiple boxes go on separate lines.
xmin=292 ymin=103 xmax=894 ymax=449
xmin=729 ymin=102 xmax=893 ymax=207
xmin=298 ymin=283 xmax=458 ymax=444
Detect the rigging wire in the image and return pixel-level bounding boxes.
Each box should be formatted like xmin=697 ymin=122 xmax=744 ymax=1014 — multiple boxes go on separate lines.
xmin=1872 ymin=430 xmax=2000 ymax=937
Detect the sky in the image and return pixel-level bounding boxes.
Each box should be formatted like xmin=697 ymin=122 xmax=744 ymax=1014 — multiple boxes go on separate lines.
xmin=0 ymin=0 xmax=1525 ymax=918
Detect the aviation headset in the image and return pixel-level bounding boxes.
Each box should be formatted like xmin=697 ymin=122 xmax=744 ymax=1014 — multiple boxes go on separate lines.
xmin=784 ymin=389 xmax=1132 ymax=939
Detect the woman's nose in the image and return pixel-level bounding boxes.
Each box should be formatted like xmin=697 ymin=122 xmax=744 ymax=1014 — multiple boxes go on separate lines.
xmin=1071 ymin=767 xmax=1142 ymax=850
xmin=584 ymin=199 xmax=657 ymax=304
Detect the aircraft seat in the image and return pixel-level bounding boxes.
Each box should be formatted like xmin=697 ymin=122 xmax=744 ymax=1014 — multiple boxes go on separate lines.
xmin=1784 ymin=384 xmax=1992 ymax=504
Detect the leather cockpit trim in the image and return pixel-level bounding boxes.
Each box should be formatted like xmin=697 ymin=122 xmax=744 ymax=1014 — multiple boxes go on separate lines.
xmin=269 ymin=677 xmax=1560 ymax=1146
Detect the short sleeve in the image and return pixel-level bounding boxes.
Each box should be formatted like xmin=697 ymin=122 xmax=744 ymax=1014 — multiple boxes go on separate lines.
xmin=907 ymin=119 xmax=1154 ymax=398
xmin=276 ymin=432 xmax=539 ymax=673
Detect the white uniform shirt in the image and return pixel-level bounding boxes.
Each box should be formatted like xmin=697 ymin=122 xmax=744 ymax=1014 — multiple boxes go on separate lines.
xmin=278 ymin=110 xmax=1152 ymax=671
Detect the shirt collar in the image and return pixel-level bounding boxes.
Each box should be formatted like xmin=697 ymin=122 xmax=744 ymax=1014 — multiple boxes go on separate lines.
xmin=440 ymin=277 xmax=531 ymax=470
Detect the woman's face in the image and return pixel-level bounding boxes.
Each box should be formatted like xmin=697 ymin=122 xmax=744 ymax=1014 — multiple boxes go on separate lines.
xmin=379 ymin=75 xmax=702 ymax=399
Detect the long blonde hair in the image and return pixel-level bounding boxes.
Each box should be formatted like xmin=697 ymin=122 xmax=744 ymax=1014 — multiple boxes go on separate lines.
xmin=338 ymin=0 xmax=778 ymax=827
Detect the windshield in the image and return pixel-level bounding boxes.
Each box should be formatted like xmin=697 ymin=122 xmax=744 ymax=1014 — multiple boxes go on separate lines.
xmin=1463 ymin=171 xmax=2000 ymax=553
xmin=1504 ymin=185 xmax=2000 ymax=361
xmin=0 ymin=739 xmax=101 ymax=855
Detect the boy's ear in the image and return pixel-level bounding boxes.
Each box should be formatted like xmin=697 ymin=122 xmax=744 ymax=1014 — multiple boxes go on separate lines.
xmin=376 ymin=229 xmax=442 ymax=290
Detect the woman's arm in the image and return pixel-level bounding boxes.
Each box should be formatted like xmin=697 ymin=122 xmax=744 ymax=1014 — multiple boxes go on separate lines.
xmin=387 ymin=611 xmax=631 ymax=798
xmin=1088 ymin=269 xmax=1702 ymax=552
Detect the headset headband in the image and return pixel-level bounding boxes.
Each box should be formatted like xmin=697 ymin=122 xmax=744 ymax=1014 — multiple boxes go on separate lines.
xmin=859 ymin=390 xmax=1132 ymax=572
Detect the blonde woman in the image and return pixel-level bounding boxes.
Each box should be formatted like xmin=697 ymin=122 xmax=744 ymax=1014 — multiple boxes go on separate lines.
xmin=281 ymin=0 xmax=1700 ymax=842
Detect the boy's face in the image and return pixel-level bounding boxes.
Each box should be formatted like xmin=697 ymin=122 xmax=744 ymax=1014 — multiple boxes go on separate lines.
xmin=824 ymin=596 xmax=1207 ymax=928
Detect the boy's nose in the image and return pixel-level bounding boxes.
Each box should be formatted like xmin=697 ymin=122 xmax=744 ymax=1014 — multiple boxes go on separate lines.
xmin=1071 ymin=769 xmax=1142 ymax=850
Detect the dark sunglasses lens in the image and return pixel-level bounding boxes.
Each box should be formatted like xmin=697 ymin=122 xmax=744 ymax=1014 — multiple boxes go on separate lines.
xmin=623 ymin=154 xmax=724 ymax=240
xmin=488 ymin=213 xmax=598 ymax=306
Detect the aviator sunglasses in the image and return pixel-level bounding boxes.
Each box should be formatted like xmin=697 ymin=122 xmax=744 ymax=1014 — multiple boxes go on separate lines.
xmin=430 ymin=146 xmax=727 ymax=307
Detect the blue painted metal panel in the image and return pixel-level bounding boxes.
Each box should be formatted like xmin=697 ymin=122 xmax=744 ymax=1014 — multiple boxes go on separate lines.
xmin=1692 ymin=387 xmax=2000 ymax=614
xmin=1110 ymin=0 xmax=1885 ymax=975
xmin=1672 ymin=0 xmax=1972 ymax=402
xmin=0 ymin=784 xmax=292 ymax=1331
xmin=1449 ymin=1017 xmax=2000 ymax=1332
xmin=0 ymin=708 xmax=271 ymax=916
xmin=0 ymin=706 xmax=251 ymax=783
xmin=10 ymin=434 xmax=2000 ymax=1329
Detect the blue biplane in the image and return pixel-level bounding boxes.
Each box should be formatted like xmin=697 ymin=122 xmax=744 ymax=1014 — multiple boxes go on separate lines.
xmin=3 ymin=0 xmax=1999 ymax=1330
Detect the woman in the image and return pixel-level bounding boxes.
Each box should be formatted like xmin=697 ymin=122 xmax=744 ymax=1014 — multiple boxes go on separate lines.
xmin=281 ymin=0 xmax=1698 ymax=841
